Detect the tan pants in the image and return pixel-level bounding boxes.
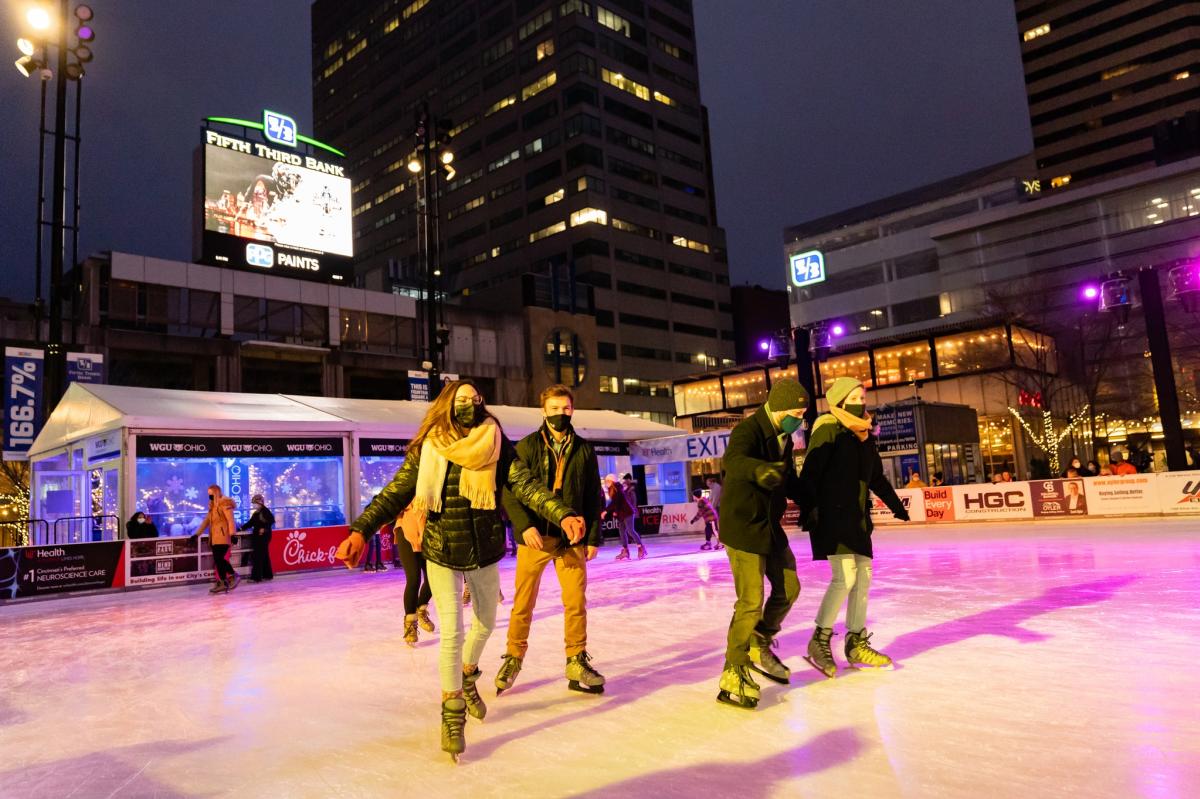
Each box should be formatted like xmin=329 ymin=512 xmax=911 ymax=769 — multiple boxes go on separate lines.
xmin=506 ymin=538 xmax=588 ymax=659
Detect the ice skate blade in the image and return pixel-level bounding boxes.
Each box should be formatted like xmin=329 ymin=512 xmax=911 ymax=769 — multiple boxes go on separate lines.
xmin=847 ymin=662 xmax=893 ymax=671
xmin=802 ymin=656 xmax=837 ymax=679
xmin=749 ymin=663 xmax=790 ymax=685
xmin=568 ymin=680 xmax=605 ymax=694
xmin=716 ymin=690 xmax=758 ymax=709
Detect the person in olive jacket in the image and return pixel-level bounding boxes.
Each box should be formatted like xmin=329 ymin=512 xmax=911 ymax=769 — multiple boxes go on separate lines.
xmin=715 ymin=378 xmax=808 ymax=710
xmin=239 ymin=493 xmax=275 ymax=583
xmin=335 ymin=379 xmax=584 ymax=763
xmin=798 ymin=377 xmax=909 ymax=679
xmin=496 ymin=384 xmax=606 ymax=697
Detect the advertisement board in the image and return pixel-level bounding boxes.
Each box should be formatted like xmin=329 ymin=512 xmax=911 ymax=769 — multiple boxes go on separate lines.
xmin=630 ymin=430 xmax=732 ymax=464
xmin=1082 ymin=474 xmax=1157 ymax=516
xmin=270 ymin=525 xmax=351 ymax=573
xmin=135 ymin=436 xmax=344 ymax=458
xmin=1155 ymin=471 xmax=1200 ymax=515
xmin=952 ymin=484 xmax=1034 ymax=520
xmin=0 ymin=541 xmax=126 ymax=599
xmin=875 ymin=404 xmax=919 ymax=455
xmin=1030 ymin=479 xmax=1088 ymax=517
xmin=920 ymin=486 xmax=955 ymax=522
xmin=66 ymin=352 xmax=105 ymax=385
xmin=127 ymin=536 xmax=205 ymax=586
xmin=870 ymin=489 xmax=923 ymax=525
xmin=3 ymin=346 xmax=44 ymax=461
xmin=201 ymin=128 xmax=352 ymax=282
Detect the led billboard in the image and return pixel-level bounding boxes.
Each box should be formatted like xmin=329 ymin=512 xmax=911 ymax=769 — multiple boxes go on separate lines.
xmin=200 ymin=127 xmax=352 ymax=282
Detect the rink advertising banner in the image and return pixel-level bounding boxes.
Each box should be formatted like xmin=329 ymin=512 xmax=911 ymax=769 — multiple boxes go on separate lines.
xmin=921 ymin=487 xmax=956 ymax=522
xmin=3 ymin=347 xmax=44 ymax=461
xmin=358 ymin=439 xmax=409 ymax=457
xmin=127 ymin=536 xmax=203 ymax=586
xmin=870 ymin=489 xmax=923 ymax=525
xmin=629 ymin=430 xmax=732 ymax=464
xmin=0 ymin=541 xmax=125 ymax=599
xmin=874 ymin=405 xmax=918 ymax=454
xmin=630 ymin=503 xmax=707 ymax=536
xmin=1031 ymin=479 xmax=1088 ymax=517
xmin=136 ymin=436 xmax=344 ymax=458
xmin=1155 ymin=471 xmax=1200 ymax=515
xmin=1081 ymin=474 xmax=1157 ymax=516
xmin=952 ymin=484 xmax=1034 ymax=520
xmin=269 ymin=525 xmax=351 ymax=573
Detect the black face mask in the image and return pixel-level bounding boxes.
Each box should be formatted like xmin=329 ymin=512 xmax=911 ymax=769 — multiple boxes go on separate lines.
xmin=208 ymin=495 xmax=215 ymax=503
xmin=454 ymin=404 xmax=478 ymax=427
xmin=545 ymin=413 xmax=572 ymax=433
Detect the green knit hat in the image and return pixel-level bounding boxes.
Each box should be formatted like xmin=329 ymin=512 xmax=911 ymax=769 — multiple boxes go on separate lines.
xmin=825 ymin=377 xmax=862 ymax=408
xmin=767 ymin=377 xmax=808 ymax=413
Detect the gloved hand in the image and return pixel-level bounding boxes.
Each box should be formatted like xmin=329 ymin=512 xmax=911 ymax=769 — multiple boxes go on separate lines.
xmin=894 ymin=508 xmax=911 ymax=522
xmin=560 ymin=515 xmax=585 ymax=544
xmin=754 ymin=462 xmax=785 ymax=490
xmin=336 ymin=531 xmax=366 ymax=569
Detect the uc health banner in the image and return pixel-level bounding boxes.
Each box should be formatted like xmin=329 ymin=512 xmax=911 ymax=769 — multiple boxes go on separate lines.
xmin=0 ymin=541 xmax=126 ymax=599
xmin=3 ymin=347 xmax=44 ymax=461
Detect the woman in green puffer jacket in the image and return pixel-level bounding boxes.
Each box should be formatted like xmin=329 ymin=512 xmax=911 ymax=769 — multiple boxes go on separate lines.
xmin=336 ymin=379 xmax=584 ymax=762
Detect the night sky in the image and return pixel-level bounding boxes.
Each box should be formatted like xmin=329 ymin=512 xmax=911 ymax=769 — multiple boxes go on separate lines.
xmin=0 ymin=0 xmax=1032 ymax=304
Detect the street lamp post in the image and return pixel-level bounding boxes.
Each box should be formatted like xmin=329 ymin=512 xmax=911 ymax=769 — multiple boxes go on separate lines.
xmin=14 ymin=2 xmax=96 ymax=419
xmin=409 ymin=102 xmax=454 ymax=390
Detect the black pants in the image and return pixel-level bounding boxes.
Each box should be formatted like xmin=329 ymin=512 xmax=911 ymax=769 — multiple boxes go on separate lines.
xmin=704 ymin=521 xmax=717 ymax=543
xmin=251 ymin=533 xmax=273 ymax=581
xmin=212 ymin=544 xmax=236 ymax=582
xmin=395 ymin=531 xmax=432 ymax=614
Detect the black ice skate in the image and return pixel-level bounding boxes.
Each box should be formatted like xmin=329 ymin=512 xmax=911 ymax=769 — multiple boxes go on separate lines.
xmin=566 ymin=651 xmax=606 ymax=694
xmin=495 ymin=653 xmax=523 ymax=696
xmin=441 ymin=697 xmax=467 ymax=763
xmin=749 ymin=631 xmax=791 ymax=684
xmin=845 ymin=629 xmax=893 ymax=670
xmin=716 ymin=664 xmax=761 ymax=709
xmin=804 ymin=626 xmax=838 ymax=679
xmin=462 ymin=668 xmax=487 ymax=720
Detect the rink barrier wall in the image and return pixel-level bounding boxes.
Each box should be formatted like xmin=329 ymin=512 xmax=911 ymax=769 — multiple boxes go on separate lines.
xmin=868 ymin=471 xmax=1200 ymax=525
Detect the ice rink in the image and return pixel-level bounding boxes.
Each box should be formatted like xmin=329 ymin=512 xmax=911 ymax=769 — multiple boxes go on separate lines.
xmin=3 ymin=517 xmax=1199 ymax=798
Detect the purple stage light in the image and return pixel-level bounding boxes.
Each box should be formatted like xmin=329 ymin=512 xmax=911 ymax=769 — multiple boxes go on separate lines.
xmin=758 ymin=339 xmax=770 ymax=352
xmin=1081 ymin=284 xmax=1099 ymax=301
xmin=77 ymin=25 xmax=94 ymax=41
xmin=831 ymin=323 xmax=846 ymax=337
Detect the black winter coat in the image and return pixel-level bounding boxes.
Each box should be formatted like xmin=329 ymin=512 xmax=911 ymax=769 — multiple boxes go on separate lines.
xmin=350 ymin=435 xmax=575 ymax=570
xmin=502 ymin=426 xmax=603 ymax=548
xmin=240 ymin=507 xmax=276 ymax=541
xmin=798 ymin=418 xmax=905 ymax=560
xmin=718 ymin=405 xmax=803 ymax=555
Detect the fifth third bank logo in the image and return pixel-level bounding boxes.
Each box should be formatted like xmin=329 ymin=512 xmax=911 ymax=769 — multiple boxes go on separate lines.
xmin=246 ymin=243 xmax=274 ymax=268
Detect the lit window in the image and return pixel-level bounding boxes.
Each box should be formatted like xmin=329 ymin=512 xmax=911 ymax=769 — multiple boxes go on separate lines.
xmin=446 ymin=195 xmax=485 ymax=221
xmin=488 ymin=149 xmax=521 ymax=172
xmin=671 ymin=235 xmax=710 ymax=253
xmin=536 ymin=39 xmax=555 ymax=60
xmin=529 ymin=220 xmax=567 ymax=242
xmin=543 ymin=188 xmax=565 ymax=205
xmin=1022 ymin=22 xmax=1050 ymax=42
xmin=653 ymin=90 xmax=677 ymax=108
xmin=599 ymin=375 xmax=619 ymax=393
xmin=521 ymin=70 xmax=557 ymax=101
xmin=353 ymin=201 xmax=372 ymax=216
xmin=561 ymin=0 xmax=591 ymax=17
xmin=1174 ymin=70 xmax=1191 ymax=81
xmin=519 ymin=9 xmax=553 ymax=41
xmin=346 ymin=39 xmax=367 ymax=60
xmin=485 ymin=94 xmax=518 ymax=116
xmin=570 ymin=207 xmax=608 ymax=227
xmin=597 ymin=6 xmax=632 ymax=38
xmin=602 ymin=68 xmax=650 ymax=101
xmin=1101 ymin=63 xmax=1140 ymax=80
xmin=324 ymin=41 xmax=343 ymax=59
xmin=403 ymin=0 xmax=430 ymax=20
xmin=323 ymin=57 xmax=344 ymax=78
xmin=1050 ymin=174 xmax=1071 ymax=189
xmin=374 ymin=184 xmax=404 ymax=204
xmin=611 ymin=217 xmax=661 ymax=239
xmin=448 ymin=117 xmax=477 ymax=138
xmin=383 ymin=17 xmax=399 ymax=33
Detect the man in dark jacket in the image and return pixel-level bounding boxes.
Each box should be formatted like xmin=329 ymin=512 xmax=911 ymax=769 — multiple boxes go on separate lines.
xmin=716 ymin=378 xmax=808 ymax=709
xmin=497 ymin=384 xmax=606 ymax=696
xmin=240 ymin=493 xmax=275 ymax=582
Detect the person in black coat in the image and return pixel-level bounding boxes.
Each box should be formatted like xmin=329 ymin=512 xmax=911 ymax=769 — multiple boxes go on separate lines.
xmin=715 ymin=378 xmax=808 ymax=709
xmin=240 ymin=493 xmax=275 ymax=582
xmin=125 ymin=511 xmax=159 ymax=539
xmin=798 ymin=377 xmax=908 ymax=679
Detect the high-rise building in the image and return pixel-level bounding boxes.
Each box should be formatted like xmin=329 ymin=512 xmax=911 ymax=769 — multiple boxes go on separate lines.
xmin=311 ymin=0 xmax=734 ymax=422
xmin=1016 ymin=0 xmax=1200 ymax=191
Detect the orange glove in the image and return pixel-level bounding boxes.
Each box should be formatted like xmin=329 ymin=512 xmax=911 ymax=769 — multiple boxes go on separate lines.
xmin=336 ymin=531 xmax=366 ymax=569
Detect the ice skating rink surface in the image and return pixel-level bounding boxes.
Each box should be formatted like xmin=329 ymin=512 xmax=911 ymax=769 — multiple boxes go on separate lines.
xmin=3 ymin=517 xmax=1199 ymax=799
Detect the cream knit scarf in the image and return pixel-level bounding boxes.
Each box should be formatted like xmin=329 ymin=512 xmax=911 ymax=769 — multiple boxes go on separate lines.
xmin=813 ymin=407 xmax=873 ymax=442
xmin=413 ymin=418 xmax=501 ymax=513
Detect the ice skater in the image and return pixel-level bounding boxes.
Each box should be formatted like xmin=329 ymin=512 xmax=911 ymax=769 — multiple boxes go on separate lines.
xmin=604 ymin=474 xmax=643 ymax=560
xmin=798 ymin=377 xmax=909 ymax=679
xmin=715 ymin=378 xmax=808 ymax=709
xmin=195 ymin=484 xmax=239 ymax=594
xmin=496 ymin=384 xmax=606 ymax=698
xmin=240 ymin=493 xmax=275 ymax=583
xmin=395 ymin=505 xmax=435 ymax=647
xmin=691 ymin=488 xmax=722 ymax=550
xmin=335 ymin=380 xmax=584 ymax=762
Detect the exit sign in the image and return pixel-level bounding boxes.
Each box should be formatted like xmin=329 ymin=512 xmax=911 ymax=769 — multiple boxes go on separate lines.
xmin=789 ymin=250 xmax=825 ymax=287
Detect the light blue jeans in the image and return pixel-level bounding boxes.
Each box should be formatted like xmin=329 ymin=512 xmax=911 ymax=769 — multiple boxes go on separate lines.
xmin=426 ymin=561 xmax=500 ymax=693
xmin=814 ymin=554 xmax=873 ymax=633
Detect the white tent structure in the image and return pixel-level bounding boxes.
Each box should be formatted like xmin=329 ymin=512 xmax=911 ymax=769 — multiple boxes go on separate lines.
xmin=27 ymin=383 xmax=679 ymax=545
